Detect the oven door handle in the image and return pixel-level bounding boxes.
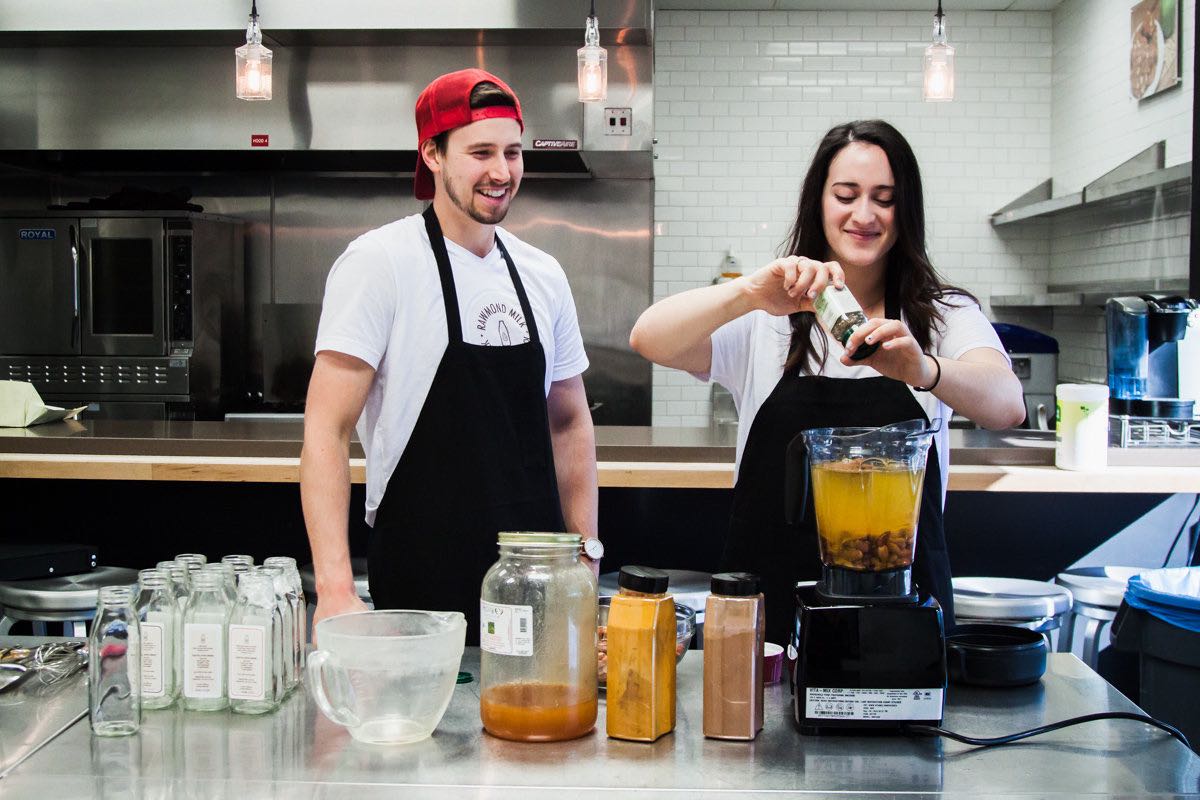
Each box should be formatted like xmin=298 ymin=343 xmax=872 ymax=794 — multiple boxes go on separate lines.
xmin=69 ymin=224 xmax=80 ymax=349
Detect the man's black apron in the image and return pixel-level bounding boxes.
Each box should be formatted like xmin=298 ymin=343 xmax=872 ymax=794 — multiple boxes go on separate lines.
xmin=368 ymin=206 xmax=565 ymax=641
xmin=721 ymin=292 xmax=953 ymax=645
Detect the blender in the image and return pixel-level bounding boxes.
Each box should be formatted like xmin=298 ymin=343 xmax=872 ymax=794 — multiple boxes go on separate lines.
xmin=786 ymin=419 xmax=947 ymax=735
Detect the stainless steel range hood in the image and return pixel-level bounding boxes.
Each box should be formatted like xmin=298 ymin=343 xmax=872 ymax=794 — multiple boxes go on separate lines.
xmin=0 ymin=1 xmax=652 ymax=178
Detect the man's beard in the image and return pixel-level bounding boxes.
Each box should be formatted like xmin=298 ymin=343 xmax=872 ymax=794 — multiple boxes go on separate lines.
xmin=444 ymin=170 xmax=513 ymax=225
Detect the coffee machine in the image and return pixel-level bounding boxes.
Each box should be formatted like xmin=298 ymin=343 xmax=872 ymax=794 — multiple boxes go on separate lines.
xmin=786 ymin=420 xmax=947 ymax=735
xmin=1106 ymin=295 xmax=1199 ymax=419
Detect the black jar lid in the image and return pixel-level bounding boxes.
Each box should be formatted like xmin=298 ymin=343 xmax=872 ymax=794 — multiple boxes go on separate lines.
xmin=618 ymin=565 xmax=670 ymax=594
xmin=711 ymin=572 xmax=761 ymax=596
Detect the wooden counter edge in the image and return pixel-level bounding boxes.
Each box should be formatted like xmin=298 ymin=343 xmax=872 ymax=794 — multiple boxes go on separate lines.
xmin=0 ymin=454 xmax=1197 ymax=492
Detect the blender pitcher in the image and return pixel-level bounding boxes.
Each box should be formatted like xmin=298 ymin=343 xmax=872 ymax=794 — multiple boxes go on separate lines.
xmin=786 ymin=418 xmax=940 ymax=601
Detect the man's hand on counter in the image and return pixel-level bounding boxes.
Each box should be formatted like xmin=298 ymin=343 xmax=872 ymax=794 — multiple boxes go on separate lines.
xmin=311 ymin=591 xmax=370 ymax=645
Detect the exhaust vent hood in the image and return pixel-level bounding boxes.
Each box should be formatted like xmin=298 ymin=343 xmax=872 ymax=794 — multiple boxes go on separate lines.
xmin=0 ymin=1 xmax=652 ymax=178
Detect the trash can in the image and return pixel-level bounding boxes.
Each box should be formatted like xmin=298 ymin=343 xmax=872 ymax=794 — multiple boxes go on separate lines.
xmin=1111 ymin=567 xmax=1200 ymax=744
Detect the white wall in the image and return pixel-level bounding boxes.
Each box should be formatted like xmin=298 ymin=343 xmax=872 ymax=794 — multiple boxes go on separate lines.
xmin=1047 ymin=0 xmax=1194 ymax=383
xmin=652 ymin=8 xmax=1054 ymax=425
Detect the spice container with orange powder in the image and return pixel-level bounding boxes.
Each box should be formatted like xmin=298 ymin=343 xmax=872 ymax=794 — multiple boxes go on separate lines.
xmin=479 ymin=533 xmax=598 ymax=742
xmin=702 ymin=572 xmax=765 ymax=740
xmin=605 ymin=566 xmax=676 ymax=742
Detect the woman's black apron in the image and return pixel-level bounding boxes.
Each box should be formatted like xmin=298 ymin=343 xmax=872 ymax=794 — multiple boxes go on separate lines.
xmin=721 ymin=292 xmax=953 ymax=645
xmin=368 ymin=206 xmax=565 ymax=642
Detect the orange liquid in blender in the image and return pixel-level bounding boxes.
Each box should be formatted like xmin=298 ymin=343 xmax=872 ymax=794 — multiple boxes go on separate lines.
xmin=811 ymin=458 xmax=924 ymax=571
xmin=481 ymin=682 xmax=597 ymax=742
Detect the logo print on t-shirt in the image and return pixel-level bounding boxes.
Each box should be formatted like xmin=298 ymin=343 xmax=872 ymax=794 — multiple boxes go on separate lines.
xmin=473 ymin=301 xmax=529 ymax=346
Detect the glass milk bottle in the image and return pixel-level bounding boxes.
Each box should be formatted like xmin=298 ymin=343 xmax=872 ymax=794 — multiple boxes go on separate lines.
xmin=263 ymin=556 xmax=307 ymax=676
xmin=137 ymin=569 xmax=178 ymax=710
xmin=158 ymin=560 xmax=191 ymax=610
xmin=89 ymin=585 xmax=142 ymax=736
xmin=228 ymin=572 xmax=280 ymax=715
xmin=703 ymin=572 xmax=765 ymax=740
xmin=258 ymin=564 xmax=296 ymax=694
xmin=606 ymin=566 xmax=676 ymax=742
xmin=202 ymin=562 xmax=238 ymax=605
xmin=182 ymin=570 xmax=231 ymax=711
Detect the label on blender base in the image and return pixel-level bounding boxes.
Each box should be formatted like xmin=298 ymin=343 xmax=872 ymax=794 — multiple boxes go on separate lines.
xmin=479 ymin=600 xmax=534 ymax=656
xmin=805 ymin=687 xmax=944 ymax=721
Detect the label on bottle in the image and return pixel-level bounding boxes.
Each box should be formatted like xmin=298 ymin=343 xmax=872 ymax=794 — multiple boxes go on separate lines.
xmin=805 ymin=687 xmax=943 ymax=721
xmin=228 ymin=624 xmax=267 ymax=701
xmin=479 ymin=600 xmax=534 ymax=657
xmin=141 ymin=621 xmax=165 ymax=697
xmin=184 ymin=623 xmax=224 ymax=699
xmin=813 ymin=285 xmax=867 ymax=346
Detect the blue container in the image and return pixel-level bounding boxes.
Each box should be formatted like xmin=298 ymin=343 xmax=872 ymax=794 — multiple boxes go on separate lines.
xmin=1105 ymin=297 xmax=1148 ymax=401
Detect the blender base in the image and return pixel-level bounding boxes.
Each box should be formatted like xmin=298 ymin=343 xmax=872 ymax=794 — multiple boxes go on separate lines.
xmin=792 ymin=583 xmax=947 ymax=735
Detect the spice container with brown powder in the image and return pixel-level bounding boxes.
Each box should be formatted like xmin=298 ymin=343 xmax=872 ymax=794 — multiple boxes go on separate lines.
xmin=703 ymin=572 xmax=765 ymax=740
xmin=605 ymin=566 xmax=676 ymax=742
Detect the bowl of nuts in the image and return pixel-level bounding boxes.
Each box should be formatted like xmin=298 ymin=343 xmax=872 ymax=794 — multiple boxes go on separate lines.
xmin=596 ymin=596 xmax=695 ymax=688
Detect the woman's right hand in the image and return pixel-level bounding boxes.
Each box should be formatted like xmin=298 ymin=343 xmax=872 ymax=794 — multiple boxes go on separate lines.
xmin=311 ymin=591 xmax=370 ymax=646
xmin=740 ymin=256 xmax=845 ymax=316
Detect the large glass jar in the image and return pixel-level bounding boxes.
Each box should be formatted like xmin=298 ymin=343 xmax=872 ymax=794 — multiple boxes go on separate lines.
xmin=479 ymin=532 xmax=598 ymax=742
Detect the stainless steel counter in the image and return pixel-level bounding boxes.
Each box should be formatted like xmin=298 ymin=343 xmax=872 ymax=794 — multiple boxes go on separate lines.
xmin=0 ymin=637 xmax=87 ymax=779
xmin=4 ymin=650 xmax=1198 ymax=798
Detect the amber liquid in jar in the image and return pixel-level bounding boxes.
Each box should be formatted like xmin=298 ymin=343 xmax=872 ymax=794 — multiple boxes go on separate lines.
xmin=480 ymin=682 xmax=597 ymax=742
xmin=811 ymin=458 xmax=925 ymax=571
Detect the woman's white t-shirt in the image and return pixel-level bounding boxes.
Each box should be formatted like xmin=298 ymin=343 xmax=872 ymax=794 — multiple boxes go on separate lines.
xmin=705 ymin=295 xmax=1008 ymax=503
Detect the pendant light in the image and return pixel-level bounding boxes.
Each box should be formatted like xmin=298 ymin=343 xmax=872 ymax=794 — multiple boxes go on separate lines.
xmin=577 ymin=0 xmax=608 ymax=103
xmin=235 ymin=0 xmax=273 ymax=101
xmin=922 ymin=0 xmax=955 ymax=102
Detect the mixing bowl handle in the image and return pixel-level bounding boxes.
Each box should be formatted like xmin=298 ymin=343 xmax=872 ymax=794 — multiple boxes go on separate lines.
xmin=306 ymin=650 xmax=361 ymax=729
xmin=784 ymin=433 xmax=809 ymax=526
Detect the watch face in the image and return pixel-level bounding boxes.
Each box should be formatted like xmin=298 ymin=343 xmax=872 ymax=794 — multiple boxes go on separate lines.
xmin=584 ymin=538 xmax=604 ymax=560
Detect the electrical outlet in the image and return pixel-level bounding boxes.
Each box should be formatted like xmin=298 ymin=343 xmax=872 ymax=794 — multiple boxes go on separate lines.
xmin=604 ymin=107 xmax=632 ymax=136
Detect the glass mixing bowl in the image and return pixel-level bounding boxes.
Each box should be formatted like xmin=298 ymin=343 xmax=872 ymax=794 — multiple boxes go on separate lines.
xmin=596 ymin=595 xmax=696 ymax=688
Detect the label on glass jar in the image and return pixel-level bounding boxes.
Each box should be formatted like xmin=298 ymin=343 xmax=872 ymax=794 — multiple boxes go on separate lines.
xmin=813 ymin=285 xmax=867 ymax=346
xmin=141 ymin=621 xmax=165 ymax=697
xmin=479 ymin=600 xmax=534 ymax=657
xmin=184 ymin=623 xmax=224 ymax=699
xmin=228 ymin=624 xmax=267 ymax=701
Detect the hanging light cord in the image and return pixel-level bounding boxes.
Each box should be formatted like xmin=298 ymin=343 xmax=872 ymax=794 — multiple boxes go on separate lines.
xmin=905 ymin=712 xmax=1195 ymax=754
xmin=589 ymin=0 xmax=596 ymax=19
xmin=936 ymin=0 xmax=944 ymax=21
xmin=250 ymin=0 xmax=259 ymax=22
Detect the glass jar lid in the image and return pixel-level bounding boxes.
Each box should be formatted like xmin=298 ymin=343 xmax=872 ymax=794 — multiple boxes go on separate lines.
xmin=497 ymin=532 xmax=582 ymax=547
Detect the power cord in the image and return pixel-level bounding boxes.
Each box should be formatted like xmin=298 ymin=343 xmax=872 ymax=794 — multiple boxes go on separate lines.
xmin=1161 ymin=493 xmax=1200 ymax=568
xmin=905 ymin=711 xmax=1195 ymax=754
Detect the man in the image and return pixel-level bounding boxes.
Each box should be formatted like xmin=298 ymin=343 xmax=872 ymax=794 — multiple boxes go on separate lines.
xmin=301 ymin=69 xmax=600 ymax=640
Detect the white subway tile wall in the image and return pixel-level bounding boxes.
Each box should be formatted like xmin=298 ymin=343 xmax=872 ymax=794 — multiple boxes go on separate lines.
xmin=1047 ymin=0 xmax=1194 ymax=383
xmin=652 ymin=8 xmax=1054 ymax=426
xmin=649 ymin=0 xmax=1194 ymax=423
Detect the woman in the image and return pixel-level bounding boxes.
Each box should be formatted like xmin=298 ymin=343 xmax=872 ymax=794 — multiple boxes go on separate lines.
xmin=630 ymin=120 xmax=1024 ymax=644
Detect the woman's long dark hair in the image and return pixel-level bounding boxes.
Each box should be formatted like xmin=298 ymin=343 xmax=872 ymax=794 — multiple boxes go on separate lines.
xmin=781 ymin=120 xmax=975 ymax=374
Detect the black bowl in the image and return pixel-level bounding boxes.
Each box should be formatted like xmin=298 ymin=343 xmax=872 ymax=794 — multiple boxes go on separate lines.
xmin=945 ymin=623 xmax=1047 ymax=687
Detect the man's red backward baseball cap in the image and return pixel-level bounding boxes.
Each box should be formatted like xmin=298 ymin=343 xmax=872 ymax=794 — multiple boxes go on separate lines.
xmin=413 ymin=69 xmax=524 ymax=200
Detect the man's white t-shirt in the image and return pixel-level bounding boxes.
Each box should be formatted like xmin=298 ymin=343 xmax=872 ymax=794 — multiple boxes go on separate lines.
xmin=706 ymin=295 xmax=1008 ymax=503
xmin=314 ymin=213 xmax=589 ymax=526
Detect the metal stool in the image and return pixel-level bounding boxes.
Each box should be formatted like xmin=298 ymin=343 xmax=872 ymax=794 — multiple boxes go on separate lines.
xmin=300 ymin=558 xmax=373 ymax=642
xmin=1054 ymin=566 xmax=1140 ymax=669
xmin=952 ymin=576 xmax=1073 ymax=649
xmin=600 ymin=569 xmax=712 ymax=648
xmin=0 ymin=566 xmax=139 ymax=636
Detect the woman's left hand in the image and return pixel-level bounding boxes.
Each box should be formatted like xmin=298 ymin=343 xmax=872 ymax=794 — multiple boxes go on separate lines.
xmin=841 ymin=318 xmax=937 ymax=388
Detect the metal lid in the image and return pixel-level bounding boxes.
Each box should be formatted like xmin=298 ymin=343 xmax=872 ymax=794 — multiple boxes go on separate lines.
xmin=711 ymin=572 xmax=761 ymax=597
xmin=0 ymin=566 xmax=139 ymax=612
xmin=952 ymin=577 xmax=1073 ymax=620
xmin=1055 ymin=566 xmax=1140 ymax=609
xmin=618 ymin=565 xmax=669 ymax=594
xmin=497 ymin=532 xmax=582 ymax=547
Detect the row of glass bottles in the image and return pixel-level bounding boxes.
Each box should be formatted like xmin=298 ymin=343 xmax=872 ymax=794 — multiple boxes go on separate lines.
xmin=89 ymin=554 xmax=307 ymax=736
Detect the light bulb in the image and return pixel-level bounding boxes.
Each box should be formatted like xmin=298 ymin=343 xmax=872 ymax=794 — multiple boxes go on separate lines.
xmin=577 ymin=13 xmax=607 ymax=103
xmin=235 ymin=12 xmax=273 ymax=101
xmin=246 ymin=60 xmax=262 ymax=94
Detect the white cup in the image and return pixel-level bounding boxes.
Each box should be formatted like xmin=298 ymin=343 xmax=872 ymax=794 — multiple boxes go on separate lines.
xmin=1055 ymin=383 xmax=1109 ymax=470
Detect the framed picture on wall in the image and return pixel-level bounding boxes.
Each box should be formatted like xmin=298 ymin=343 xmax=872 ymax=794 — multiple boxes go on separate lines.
xmin=1130 ymin=0 xmax=1182 ymax=100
